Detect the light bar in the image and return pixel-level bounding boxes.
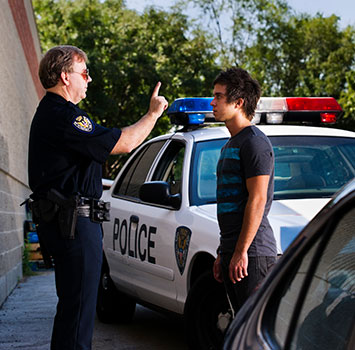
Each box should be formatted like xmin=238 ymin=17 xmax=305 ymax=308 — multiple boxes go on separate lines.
xmin=266 ymin=113 xmax=284 ymax=124
xmin=257 ymin=98 xmax=288 ymax=112
xmin=168 ymin=97 xmax=343 ymax=126
xmin=285 ymin=97 xmax=342 ymax=111
xmin=320 ymin=113 xmax=337 ymax=124
xmin=256 ymin=97 xmax=342 ymax=124
xmin=168 ymin=97 xmax=213 ymax=114
xmin=167 ymin=98 xmax=214 ymax=126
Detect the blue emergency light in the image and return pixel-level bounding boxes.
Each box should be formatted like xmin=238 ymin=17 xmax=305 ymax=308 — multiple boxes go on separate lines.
xmin=167 ymin=98 xmax=214 ymax=126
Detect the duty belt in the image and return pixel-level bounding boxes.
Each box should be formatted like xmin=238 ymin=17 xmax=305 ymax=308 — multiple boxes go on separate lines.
xmin=77 ymin=197 xmax=111 ymax=223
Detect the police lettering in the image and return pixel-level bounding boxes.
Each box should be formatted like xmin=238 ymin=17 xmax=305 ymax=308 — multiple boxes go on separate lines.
xmin=113 ymin=216 xmax=156 ymax=264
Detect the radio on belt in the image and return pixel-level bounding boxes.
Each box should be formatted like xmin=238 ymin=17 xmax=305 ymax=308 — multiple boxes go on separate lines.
xmin=167 ymin=96 xmax=343 ymax=126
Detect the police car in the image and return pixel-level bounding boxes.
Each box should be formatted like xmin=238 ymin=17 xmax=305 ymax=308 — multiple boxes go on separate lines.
xmin=97 ymin=97 xmax=355 ymax=350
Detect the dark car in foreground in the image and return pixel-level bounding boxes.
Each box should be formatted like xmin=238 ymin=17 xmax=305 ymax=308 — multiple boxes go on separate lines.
xmin=223 ymin=178 xmax=355 ymax=350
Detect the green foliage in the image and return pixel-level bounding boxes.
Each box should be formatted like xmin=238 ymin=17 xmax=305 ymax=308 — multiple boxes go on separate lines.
xmin=339 ymin=69 xmax=355 ymax=130
xmin=33 ymin=0 xmax=218 ymax=130
xmin=182 ymin=0 xmax=355 ymax=130
xmin=33 ymin=0 xmax=219 ymax=176
xmin=33 ymin=0 xmax=355 ymax=163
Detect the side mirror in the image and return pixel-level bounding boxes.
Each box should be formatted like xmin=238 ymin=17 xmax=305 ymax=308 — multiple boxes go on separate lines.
xmin=139 ymin=181 xmax=181 ymax=210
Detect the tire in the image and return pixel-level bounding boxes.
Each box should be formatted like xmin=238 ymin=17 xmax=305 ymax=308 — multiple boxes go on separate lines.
xmin=184 ymin=270 xmax=232 ymax=350
xmin=96 ymin=265 xmax=136 ymax=323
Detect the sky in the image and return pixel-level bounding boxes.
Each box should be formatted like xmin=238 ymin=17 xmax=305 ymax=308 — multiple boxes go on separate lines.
xmin=126 ymin=0 xmax=355 ymax=28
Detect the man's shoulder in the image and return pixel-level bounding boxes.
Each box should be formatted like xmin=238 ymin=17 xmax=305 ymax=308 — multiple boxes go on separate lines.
xmin=245 ymin=126 xmax=272 ymax=147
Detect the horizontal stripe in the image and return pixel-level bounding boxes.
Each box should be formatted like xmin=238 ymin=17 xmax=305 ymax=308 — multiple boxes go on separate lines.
xmin=220 ymin=147 xmax=240 ymax=160
xmin=217 ymin=174 xmax=242 ymax=185
xmin=217 ymin=187 xmax=241 ymax=198
xmin=217 ymin=202 xmax=243 ymax=215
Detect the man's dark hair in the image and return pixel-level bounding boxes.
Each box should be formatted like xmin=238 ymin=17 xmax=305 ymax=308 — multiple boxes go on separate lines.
xmin=39 ymin=45 xmax=88 ymax=89
xmin=213 ymin=67 xmax=261 ymax=120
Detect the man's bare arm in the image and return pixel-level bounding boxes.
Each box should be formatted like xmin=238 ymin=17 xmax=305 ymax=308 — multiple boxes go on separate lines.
xmin=229 ymin=175 xmax=270 ymax=283
xmin=111 ymin=82 xmax=168 ymax=154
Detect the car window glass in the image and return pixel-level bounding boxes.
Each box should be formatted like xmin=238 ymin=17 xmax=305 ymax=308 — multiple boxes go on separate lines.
xmin=189 ymin=136 xmax=355 ymax=206
xmin=270 ymin=136 xmax=355 ymax=200
xmin=152 ymin=141 xmax=185 ymax=195
xmin=190 ymin=138 xmax=228 ymax=206
xmin=272 ymin=240 xmax=322 ymax=347
xmin=272 ymin=206 xmax=355 ymax=349
xmin=291 ymin=207 xmax=355 ymax=350
xmin=113 ymin=141 xmax=166 ymax=198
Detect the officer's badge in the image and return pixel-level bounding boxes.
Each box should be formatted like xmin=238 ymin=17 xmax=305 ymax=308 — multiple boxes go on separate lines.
xmin=73 ymin=115 xmax=93 ymax=132
xmin=175 ymin=226 xmax=192 ymax=275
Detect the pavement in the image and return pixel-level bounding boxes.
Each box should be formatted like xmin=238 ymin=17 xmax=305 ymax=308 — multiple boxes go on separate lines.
xmin=0 ymin=271 xmax=188 ymax=350
xmin=0 ymin=271 xmax=56 ymax=350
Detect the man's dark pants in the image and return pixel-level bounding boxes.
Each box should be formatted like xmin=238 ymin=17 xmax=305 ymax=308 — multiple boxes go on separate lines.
xmin=39 ymin=217 xmax=102 ymax=350
xmin=220 ymin=254 xmax=276 ymax=314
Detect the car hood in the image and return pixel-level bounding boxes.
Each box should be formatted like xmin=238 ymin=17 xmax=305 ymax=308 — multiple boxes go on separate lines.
xmin=195 ymin=198 xmax=331 ymax=253
xmin=270 ymin=198 xmax=331 ymax=221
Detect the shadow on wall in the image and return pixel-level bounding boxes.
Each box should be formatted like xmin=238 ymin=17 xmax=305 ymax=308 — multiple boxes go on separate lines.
xmin=0 ymin=132 xmax=24 ymax=306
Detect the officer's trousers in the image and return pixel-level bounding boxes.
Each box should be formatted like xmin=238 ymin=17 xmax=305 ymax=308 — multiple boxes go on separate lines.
xmin=38 ymin=216 xmax=103 ymax=350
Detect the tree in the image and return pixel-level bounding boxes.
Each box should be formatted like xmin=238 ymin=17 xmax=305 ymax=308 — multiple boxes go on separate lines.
xmin=33 ymin=0 xmax=355 ymax=139
xmin=33 ymin=0 xmax=219 ymax=176
xmin=180 ymin=0 xmax=355 ymax=129
xmin=339 ymin=69 xmax=355 ymax=130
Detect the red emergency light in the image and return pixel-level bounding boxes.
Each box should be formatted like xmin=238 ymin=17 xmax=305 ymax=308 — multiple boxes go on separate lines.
xmin=254 ymin=97 xmax=343 ymax=125
xmin=285 ymin=97 xmax=342 ymax=112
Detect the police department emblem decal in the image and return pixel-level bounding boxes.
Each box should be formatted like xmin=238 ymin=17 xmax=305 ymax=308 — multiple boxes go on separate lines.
xmin=73 ymin=115 xmax=93 ymax=132
xmin=175 ymin=226 xmax=192 ymax=275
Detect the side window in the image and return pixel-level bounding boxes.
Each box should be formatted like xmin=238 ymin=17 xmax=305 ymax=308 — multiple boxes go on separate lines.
xmin=272 ymin=240 xmax=322 ymax=347
xmin=291 ymin=207 xmax=355 ymax=350
xmin=189 ymin=138 xmax=228 ymax=206
xmin=113 ymin=141 xmax=166 ymax=198
xmin=271 ymin=207 xmax=355 ymax=350
xmin=270 ymin=136 xmax=355 ymax=200
xmin=152 ymin=141 xmax=185 ymax=195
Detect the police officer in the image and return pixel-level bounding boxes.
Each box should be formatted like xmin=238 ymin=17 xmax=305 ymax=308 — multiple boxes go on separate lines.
xmin=28 ymin=45 xmax=168 ymax=350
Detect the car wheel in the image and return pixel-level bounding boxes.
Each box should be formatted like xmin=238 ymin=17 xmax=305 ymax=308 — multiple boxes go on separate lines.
xmin=96 ymin=267 xmax=136 ymax=323
xmin=185 ymin=270 xmax=232 ymax=350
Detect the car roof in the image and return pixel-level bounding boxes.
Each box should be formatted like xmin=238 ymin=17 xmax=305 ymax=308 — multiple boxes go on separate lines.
xmin=169 ymin=124 xmax=355 ymax=143
xmin=258 ymin=125 xmax=355 ymax=137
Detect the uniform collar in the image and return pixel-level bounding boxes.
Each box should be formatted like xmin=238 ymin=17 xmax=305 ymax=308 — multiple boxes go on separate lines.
xmin=45 ymin=91 xmax=70 ymax=105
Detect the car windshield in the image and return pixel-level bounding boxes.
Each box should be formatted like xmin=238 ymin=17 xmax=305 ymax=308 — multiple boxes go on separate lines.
xmin=190 ymin=136 xmax=355 ymax=206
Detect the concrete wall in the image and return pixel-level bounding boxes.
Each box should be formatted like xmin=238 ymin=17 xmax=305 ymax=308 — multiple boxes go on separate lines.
xmin=0 ymin=0 xmax=43 ymax=306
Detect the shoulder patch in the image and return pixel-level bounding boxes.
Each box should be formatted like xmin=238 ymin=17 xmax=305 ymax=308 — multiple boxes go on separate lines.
xmin=73 ymin=115 xmax=93 ymax=133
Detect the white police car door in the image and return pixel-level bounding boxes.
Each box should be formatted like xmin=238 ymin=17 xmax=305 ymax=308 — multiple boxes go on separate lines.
xmin=108 ymin=138 xmax=186 ymax=311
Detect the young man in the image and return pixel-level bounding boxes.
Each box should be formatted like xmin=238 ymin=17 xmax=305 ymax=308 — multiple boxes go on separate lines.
xmin=211 ymin=67 xmax=277 ymax=315
xmin=28 ymin=45 xmax=168 ymax=350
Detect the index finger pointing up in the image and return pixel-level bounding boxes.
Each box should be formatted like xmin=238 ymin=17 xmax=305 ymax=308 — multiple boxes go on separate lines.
xmin=152 ymin=82 xmax=161 ymax=97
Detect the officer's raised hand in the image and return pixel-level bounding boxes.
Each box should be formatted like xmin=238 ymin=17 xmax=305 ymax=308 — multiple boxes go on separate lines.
xmin=148 ymin=82 xmax=169 ymax=119
xmin=111 ymin=82 xmax=168 ymax=154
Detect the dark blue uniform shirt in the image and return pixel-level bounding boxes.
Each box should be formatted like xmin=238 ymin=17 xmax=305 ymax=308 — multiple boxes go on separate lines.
xmin=28 ymin=92 xmax=121 ymax=199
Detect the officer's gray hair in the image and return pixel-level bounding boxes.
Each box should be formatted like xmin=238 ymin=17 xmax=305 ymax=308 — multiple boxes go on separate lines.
xmin=39 ymin=45 xmax=88 ymax=89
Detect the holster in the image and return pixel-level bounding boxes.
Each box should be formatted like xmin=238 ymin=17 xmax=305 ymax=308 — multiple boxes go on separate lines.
xmin=22 ymin=198 xmax=55 ymax=268
xmin=28 ymin=189 xmax=79 ymax=240
xmin=47 ymin=189 xmax=79 ymax=240
xmin=29 ymin=198 xmax=58 ymax=225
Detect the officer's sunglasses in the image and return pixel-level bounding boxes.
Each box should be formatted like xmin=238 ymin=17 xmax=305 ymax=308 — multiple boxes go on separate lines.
xmin=71 ymin=68 xmax=90 ymax=81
